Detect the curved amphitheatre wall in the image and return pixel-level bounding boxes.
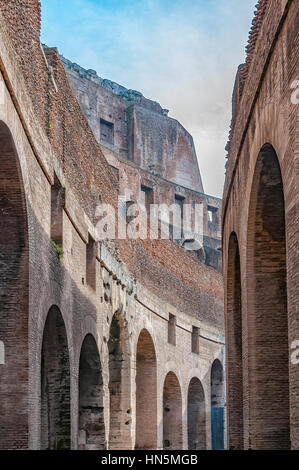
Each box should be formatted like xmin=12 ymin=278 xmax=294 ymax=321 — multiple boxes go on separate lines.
xmin=0 ymin=0 xmax=224 ymax=450
xmin=223 ymin=0 xmax=299 ymax=449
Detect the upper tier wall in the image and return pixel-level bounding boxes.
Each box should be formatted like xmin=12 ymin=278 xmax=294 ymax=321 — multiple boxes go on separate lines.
xmin=63 ymin=59 xmax=204 ymax=193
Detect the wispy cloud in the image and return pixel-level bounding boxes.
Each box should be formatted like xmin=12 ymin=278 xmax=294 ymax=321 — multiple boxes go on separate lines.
xmin=41 ymin=0 xmax=256 ymax=197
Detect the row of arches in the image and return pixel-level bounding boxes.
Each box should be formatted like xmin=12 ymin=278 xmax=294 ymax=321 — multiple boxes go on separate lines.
xmin=0 ymin=120 xmax=225 ymax=449
xmin=226 ymin=144 xmax=290 ymax=449
xmin=40 ymin=308 xmax=224 ymax=450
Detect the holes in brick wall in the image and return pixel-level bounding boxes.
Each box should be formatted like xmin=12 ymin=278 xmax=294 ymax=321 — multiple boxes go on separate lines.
xmin=108 ymin=315 xmax=122 ymax=447
xmin=86 ymin=234 xmax=97 ymax=290
xmin=168 ymin=314 xmax=176 ymax=345
xmin=51 ymin=174 xmax=65 ymax=246
xmin=188 ymin=377 xmax=206 ymax=450
xmin=163 ymin=372 xmax=183 ymax=450
xmin=191 ymin=326 xmax=200 ymax=354
xmin=41 ymin=306 xmax=71 ymax=450
xmin=227 ymin=232 xmax=243 ymax=449
xmin=108 ymin=313 xmax=131 ymax=449
xmin=79 ymin=334 xmax=106 ymax=450
xmin=135 ymin=329 xmax=157 ymax=450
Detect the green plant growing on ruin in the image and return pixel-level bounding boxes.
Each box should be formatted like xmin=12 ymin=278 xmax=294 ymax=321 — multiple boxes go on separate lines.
xmin=52 ymin=240 xmax=64 ymax=263
xmin=147 ymin=164 xmax=160 ymax=186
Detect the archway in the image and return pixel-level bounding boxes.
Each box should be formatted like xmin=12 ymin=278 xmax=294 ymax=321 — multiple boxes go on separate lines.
xmin=135 ymin=329 xmax=157 ymax=449
xmin=78 ymin=334 xmax=106 ymax=450
xmin=247 ymin=144 xmax=290 ymax=449
xmin=211 ymin=359 xmax=225 ymax=450
xmin=108 ymin=312 xmax=131 ymax=449
xmin=163 ymin=372 xmax=183 ymax=450
xmin=0 ymin=122 xmax=29 ymax=449
xmin=187 ymin=377 xmax=206 ymax=450
xmin=41 ymin=306 xmax=71 ymax=450
xmin=226 ymin=232 xmax=243 ymax=449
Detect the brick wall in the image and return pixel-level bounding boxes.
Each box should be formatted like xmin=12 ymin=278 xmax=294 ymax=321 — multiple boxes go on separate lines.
xmin=223 ymin=0 xmax=299 ymax=449
xmin=0 ymin=0 xmax=225 ymax=450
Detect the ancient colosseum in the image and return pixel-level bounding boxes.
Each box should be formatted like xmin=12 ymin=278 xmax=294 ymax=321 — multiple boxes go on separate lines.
xmin=0 ymin=0 xmax=225 ymax=450
xmin=223 ymin=0 xmax=299 ymax=451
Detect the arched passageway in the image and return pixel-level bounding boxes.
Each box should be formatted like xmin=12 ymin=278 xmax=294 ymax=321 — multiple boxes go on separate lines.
xmin=78 ymin=334 xmax=106 ymax=450
xmin=211 ymin=359 xmax=225 ymax=450
xmin=41 ymin=306 xmax=71 ymax=450
xmin=0 ymin=122 xmax=29 ymax=449
xmin=226 ymin=232 xmax=243 ymax=449
xmin=135 ymin=329 xmax=157 ymax=449
xmin=187 ymin=377 xmax=206 ymax=450
xmin=163 ymin=372 xmax=183 ymax=450
xmin=108 ymin=312 xmax=131 ymax=449
xmin=247 ymin=144 xmax=290 ymax=449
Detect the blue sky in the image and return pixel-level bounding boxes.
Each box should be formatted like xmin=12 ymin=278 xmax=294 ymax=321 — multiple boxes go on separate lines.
xmin=41 ymin=0 xmax=256 ymax=197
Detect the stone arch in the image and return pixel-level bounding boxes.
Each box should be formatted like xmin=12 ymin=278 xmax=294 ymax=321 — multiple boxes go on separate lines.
xmin=187 ymin=377 xmax=206 ymax=450
xmin=78 ymin=334 xmax=106 ymax=450
xmin=211 ymin=359 xmax=225 ymax=450
xmin=163 ymin=371 xmax=183 ymax=450
xmin=246 ymin=143 xmax=290 ymax=449
xmin=41 ymin=305 xmax=71 ymax=450
xmin=108 ymin=309 xmax=132 ymax=449
xmin=135 ymin=329 xmax=157 ymax=449
xmin=0 ymin=121 xmax=29 ymax=449
xmin=226 ymin=232 xmax=243 ymax=449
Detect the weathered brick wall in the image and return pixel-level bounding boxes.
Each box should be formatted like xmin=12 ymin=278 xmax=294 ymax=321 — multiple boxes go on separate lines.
xmin=0 ymin=0 xmax=225 ymax=450
xmin=223 ymin=0 xmax=299 ymax=449
xmin=63 ymin=57 xmax=204 ymax=193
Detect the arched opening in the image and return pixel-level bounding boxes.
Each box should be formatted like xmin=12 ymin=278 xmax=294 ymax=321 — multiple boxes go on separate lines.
xmin=163 ymin=372 xmax=183 ymax=450
xmin=41 ymin=306 xmax=71 ymax=450
xmin=0 ymin=122 xmax=29 ymax=449
xmin=211 ymin=359 xmax=225 ymax=450
xmin=226 ymin=232 xmax=243 ymax=449
xmin=108 ymin=312 xmax=131 ymax=449
xmin=135 ymin=329 xmax=157 ymax=449
xmin=78 ymin=334 xmax=106 ymax=450
xmin=247 ymin=144 xmax=290 ymax=449
xmin=187 ymin=377 xmax=206 ymax=450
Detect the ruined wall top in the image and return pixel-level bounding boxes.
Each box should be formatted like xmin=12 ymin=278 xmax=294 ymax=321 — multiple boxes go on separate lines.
xmin=61 ymin=55 xmax=170 ymax=117
xmin=62 ymin=54 xmax=204 ymax=193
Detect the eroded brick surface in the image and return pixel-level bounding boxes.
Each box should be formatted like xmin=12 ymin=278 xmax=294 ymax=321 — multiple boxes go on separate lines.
xmin=223 ymin=0 xmax=299 ymax=450
xmin=0 ymin=0 xmax=225 ymax=450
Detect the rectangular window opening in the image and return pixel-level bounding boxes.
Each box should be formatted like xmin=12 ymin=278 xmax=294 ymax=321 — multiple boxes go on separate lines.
xmin=174 ymin=194 xmax=185 ymax=240
xmin=141 ymin=185 xmax=153 ymax=215
xmin=192 ymin=326 xmax=200 ymax=354
xmin=168 ymin=313 xmax=176 ymax=345
xmin=86 ymin=234 xmax=97 ymax=290
xmin=100 ymin=118 xmax=114 ymax=145
xmin=207 ymin=205 xmax=218 ymax=224
xmin=51 ymin=174 xmax=65 ymax=247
